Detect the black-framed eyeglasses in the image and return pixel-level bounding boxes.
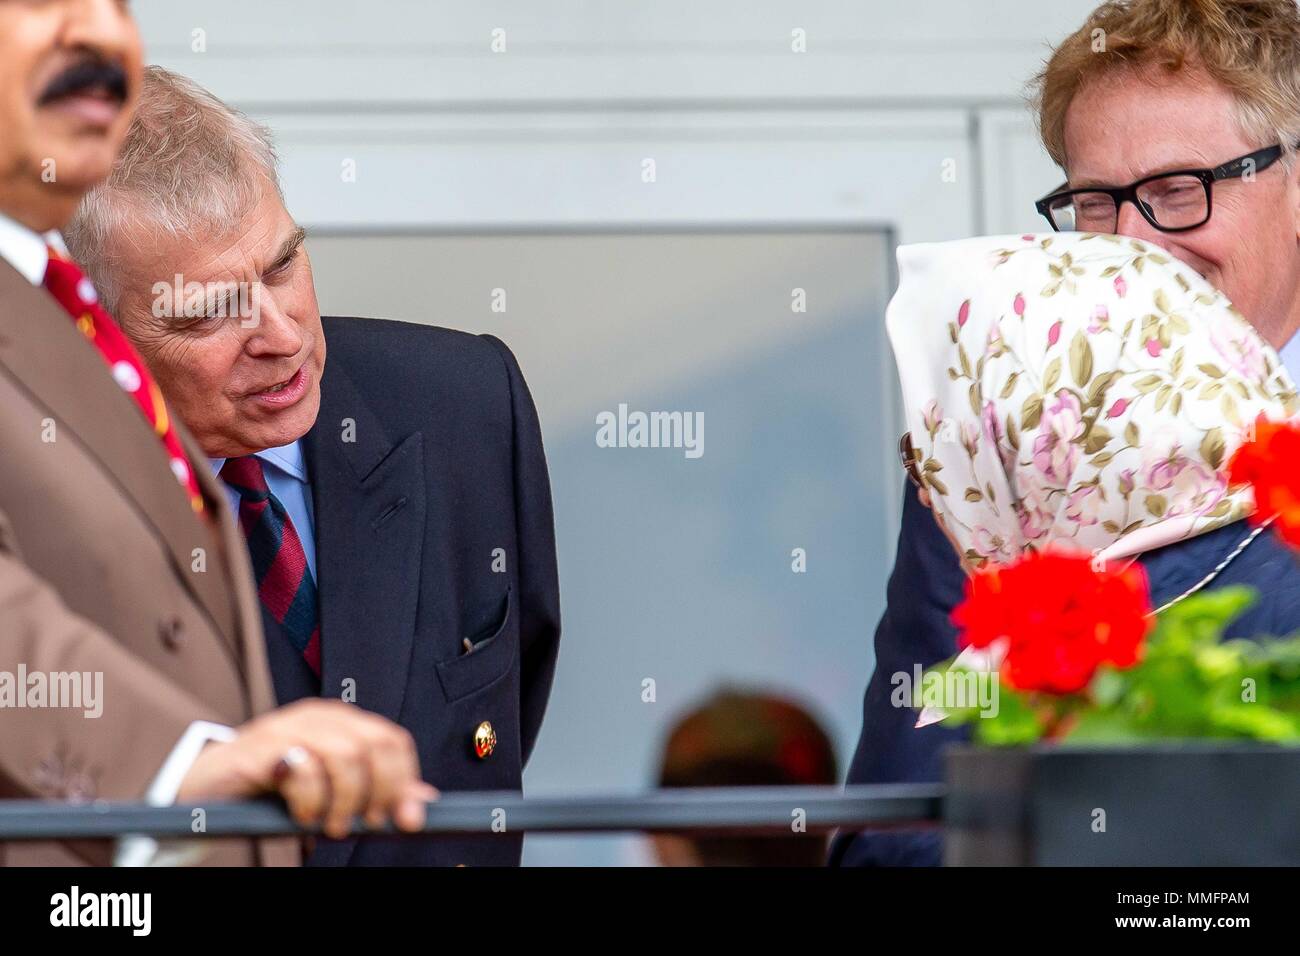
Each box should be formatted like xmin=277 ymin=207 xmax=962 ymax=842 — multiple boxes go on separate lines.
xmin=1034 ymin=144 xmax=1286 ymax=234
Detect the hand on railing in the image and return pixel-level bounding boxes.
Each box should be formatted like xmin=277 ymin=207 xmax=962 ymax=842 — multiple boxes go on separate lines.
xmin=177 ymin=699 xmax=438 ymax=839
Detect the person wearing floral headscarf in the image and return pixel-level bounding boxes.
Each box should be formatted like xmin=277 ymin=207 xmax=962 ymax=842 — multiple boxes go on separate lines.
xmin=894 ymin=232 xmax=1297 ymax=570
xmin=832 ymin=234 xmax=1300 ymax=869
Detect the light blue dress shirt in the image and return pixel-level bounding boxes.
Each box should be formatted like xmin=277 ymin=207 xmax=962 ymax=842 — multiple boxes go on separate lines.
xmin=210 ymin=440 xmax=317 ymax=582
xmin=1280 ymin=330 xmax=1300 ymax=386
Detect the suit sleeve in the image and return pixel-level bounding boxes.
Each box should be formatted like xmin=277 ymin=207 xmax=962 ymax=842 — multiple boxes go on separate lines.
xmin=481 ymin=335 xmax=561 ymax=768
xmin=828 ymin=483 xmax=971 ymax=867
xmin=0 ymin=534 xmax=224 ymax=865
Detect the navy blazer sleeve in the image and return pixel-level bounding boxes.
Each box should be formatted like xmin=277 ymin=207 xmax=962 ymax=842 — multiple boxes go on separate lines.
xmin=482 ymin=334 xmax=562 ymax=768
xmin=829 ymin=483 xmax=971 ymax=866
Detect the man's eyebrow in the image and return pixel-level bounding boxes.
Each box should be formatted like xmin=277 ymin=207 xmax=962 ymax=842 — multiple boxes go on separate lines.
xmin=1071 ymin=157 xmax=1212 ymax=189
xmin=265 ymin=226 xmax=307 ymax=274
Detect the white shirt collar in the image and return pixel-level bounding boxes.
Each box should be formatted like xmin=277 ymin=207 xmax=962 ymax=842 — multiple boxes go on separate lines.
xmin=209 ymin=439 xmax=309 ymax=483
xmin=0 ymin=210 xmax=65 ymax=286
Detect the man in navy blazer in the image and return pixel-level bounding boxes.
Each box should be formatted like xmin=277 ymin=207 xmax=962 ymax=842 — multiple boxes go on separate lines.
xmin=66 ymin=67 xmax=560 ymax=866
xmin=282 ymin=317 xmax=559 ymax=867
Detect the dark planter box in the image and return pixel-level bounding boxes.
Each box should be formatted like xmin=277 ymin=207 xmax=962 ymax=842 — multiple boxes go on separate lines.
xmin=944 ymin=743 xmax=1300 ymax=865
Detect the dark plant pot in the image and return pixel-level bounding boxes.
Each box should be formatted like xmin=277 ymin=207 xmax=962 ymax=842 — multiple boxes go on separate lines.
xmin=944 ymin=743 xmax=1300 ymax=865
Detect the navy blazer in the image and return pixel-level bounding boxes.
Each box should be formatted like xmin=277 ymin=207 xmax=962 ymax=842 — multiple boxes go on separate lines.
xmin=830 ymin=483 xmax=1300 ymax=867
xmin=259 ymin=316 xmax=561 ymax=866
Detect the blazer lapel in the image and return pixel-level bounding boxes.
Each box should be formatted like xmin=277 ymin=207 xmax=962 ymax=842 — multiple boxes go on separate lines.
xmin=304 ymin=361 xmax=426 ymax=725
xmin=0 ymin=262 xmax=240 ymax=652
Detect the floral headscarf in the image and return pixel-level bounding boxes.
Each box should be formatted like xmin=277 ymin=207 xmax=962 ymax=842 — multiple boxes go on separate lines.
xmin=888 ymin=232 xmax=1299 ymax=567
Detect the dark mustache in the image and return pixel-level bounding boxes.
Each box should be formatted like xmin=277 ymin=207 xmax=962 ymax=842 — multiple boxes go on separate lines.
xmin=38 ymin=58 xmax=128 ymax=106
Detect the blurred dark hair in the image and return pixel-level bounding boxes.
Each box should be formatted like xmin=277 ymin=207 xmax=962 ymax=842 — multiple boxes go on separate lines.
xmin=656 ymin=687 xmax=838 ymax=866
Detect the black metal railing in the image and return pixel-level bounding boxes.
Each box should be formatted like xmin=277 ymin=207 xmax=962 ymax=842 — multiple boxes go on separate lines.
xmin=0 ymin=784 xmax=943 ymax=841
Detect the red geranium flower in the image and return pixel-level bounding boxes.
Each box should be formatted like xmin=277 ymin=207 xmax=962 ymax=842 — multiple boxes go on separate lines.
xmin=1227 ymin=416 xmax=1300 ymax=548
xmin=950 ymin=550 xmax=1153 ymax=694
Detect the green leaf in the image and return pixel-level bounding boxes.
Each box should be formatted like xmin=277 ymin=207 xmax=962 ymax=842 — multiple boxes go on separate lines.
xmin=1064 ymin=710 xmax=1150 ymax=744
xmin=1087 ymin=371 xmax=1121 ymax=407
xmin=1083 ymin=423 xmax=1111 ymax=455
xmin=1043 ymin=357 xmax=1062 ymax=392
xmin=1069 ymin=331 xmax=1094 ymax=387
xmin=1021 ymin=394 xmax=1044 ymax=430
xmin=1221 ymin=391 xmax=1243 ymax=427
xmin=1200 ymin=427 xmax=1225 ymax=470
xmin=1153 ymin=588 xmax=1257 ymax=649
xmin=1090 ymin=667 xmax=1129 ymax=708
xmin=969 ymin=682 xmax=1047 ymax=746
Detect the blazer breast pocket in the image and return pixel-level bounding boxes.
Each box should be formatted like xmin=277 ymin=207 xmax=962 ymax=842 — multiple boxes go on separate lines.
xmin=435 ymin=587 xmax=516 ymax=703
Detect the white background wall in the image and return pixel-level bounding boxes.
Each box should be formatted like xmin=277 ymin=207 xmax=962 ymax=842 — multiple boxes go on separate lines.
xmin=139 ymin=1 xmax=1090 ymax=238
xmin=133 ymin=1 xmax=1099 ymax=864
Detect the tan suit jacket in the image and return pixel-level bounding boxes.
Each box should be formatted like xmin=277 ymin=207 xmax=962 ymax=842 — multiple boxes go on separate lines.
xmin=0 ymin=261 xmax=299 ymax=866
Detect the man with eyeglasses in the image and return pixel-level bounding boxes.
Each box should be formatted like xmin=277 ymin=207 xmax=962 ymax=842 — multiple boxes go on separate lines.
xmin=833 ymin=0 xmax=1300 ymax=867
xmin=1036 ymin=144 xmax=1292 ymax=240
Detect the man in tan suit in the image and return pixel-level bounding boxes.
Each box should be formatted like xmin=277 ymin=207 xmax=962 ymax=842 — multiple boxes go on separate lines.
xmin=0 ymin=0 xmax=436 ymax=866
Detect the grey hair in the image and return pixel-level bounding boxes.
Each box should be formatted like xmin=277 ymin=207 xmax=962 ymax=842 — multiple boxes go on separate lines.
xmin=65 ymin=65 xmax=283 ymax=318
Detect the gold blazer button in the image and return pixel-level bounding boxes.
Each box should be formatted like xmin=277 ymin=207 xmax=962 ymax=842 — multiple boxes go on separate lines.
xmin=474 ymin=721 xmax=497 ymax=759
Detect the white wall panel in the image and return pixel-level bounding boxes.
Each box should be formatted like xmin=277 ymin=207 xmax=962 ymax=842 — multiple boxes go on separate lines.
xmin=264 ymin=109 xmax=974 ymax=242
xmin=977 ymin=107 xmax=1066 ymax=236
xmin=140 ymin=0 xmax=1097 ymax=108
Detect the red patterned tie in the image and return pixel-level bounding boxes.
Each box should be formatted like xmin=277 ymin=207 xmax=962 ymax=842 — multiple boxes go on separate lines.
xmin=42 ymin=247 xmax=205 ymax=514
xmin=220 ymin=456 xmax=322 ymax=677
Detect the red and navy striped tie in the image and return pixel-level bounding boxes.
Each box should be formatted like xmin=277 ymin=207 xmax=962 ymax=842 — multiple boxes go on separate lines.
xmin=220 ymin=456 xmax=321 ymax=676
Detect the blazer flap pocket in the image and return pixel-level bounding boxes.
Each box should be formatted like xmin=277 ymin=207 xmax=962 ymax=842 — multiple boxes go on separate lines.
xmin=436 ymin=588 xmax=515 ymax=702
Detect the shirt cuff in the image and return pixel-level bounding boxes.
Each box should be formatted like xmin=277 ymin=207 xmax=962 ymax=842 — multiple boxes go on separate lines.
xmin=113 ymin=720 xmax=238 ymax=867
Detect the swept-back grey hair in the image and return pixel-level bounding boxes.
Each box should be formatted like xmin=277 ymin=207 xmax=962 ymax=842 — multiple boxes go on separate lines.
xmin=65 ymin=65 xmax=283 ymax=318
